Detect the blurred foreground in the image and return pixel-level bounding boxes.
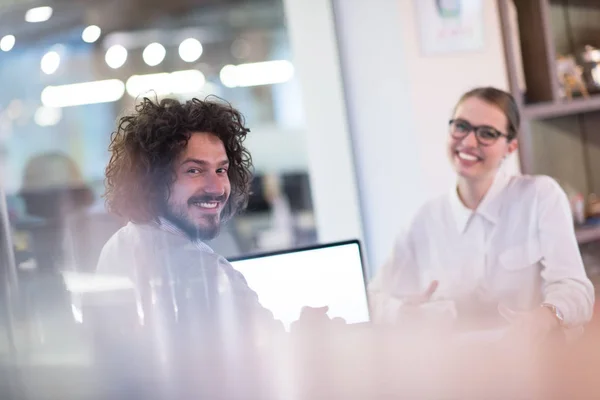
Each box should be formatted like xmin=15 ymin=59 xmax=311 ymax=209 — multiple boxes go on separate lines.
xmin=1 ymin=316 xmax=600 ymax=400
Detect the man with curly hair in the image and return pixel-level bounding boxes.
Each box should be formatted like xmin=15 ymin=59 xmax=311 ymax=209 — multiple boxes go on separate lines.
xmin=91 ymin=96 xmax=340 ymax=399
xmin=103 ymin=97 xmax=252 ymax=241
xmin=96 ymin=97 xmax=283 ymax=338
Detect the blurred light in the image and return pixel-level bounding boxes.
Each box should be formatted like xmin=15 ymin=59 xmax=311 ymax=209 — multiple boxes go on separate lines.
xmin=105 ymin=44 xmax=128 ymax=69
xmin=127 ymin=73 xmax=170 ymax=97
xmin=71 ymin=304 xmax=83 ymax=324
xmin=41 ymin=51 xmax=60 ymax=74
xmin=34 ymin=106 xmax=62 ymax=127
xmin=219 ymin=60 xmax=294 ymax=88
xmin=231 ymin=38 xmax=251 ymax=59
xmin=6 ymin=100 xmax=23 ymax=120
xmin=170 ymin=70 xmax=205 ymax=93
xmin=25 ymin=6 xmax=53 ymax=23
xmin=82 ymin=25 xmax=101 ymax=43
xmin=0 ymin=35 xmax=15 ymax=52
xmin=178 ymin=38 xmax=203 ymax=63
xmin=143 ymin=42 xmax=166 ymax=66
xmin=41 ymin=79 xmax=125 ymax=108
xmin=219 ymin=65 xmax=238 ymax=88
xmin=126 ymin=69 xmax=206 ymax=97
xmin=62 ymin=271 xmax=134 ymax=294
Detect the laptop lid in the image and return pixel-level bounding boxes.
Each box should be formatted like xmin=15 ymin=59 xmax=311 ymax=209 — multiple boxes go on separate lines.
xmin=230 ymin=240 xmax=370 ymax=331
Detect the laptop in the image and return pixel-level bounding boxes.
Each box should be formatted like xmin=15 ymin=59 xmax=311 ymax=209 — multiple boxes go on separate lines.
xmin=229 ymin=240 xmax=371 ymax=331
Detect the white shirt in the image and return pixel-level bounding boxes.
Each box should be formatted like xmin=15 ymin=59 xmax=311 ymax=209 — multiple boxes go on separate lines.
xmin=368 ymin=172 xmax=595 ymax=328
xmin=95 ymin=220 xmax=281 ymax=332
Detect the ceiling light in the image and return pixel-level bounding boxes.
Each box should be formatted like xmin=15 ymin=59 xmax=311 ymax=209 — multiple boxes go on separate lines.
xmin=126 ymin=73 xmax=170 ymax=97
xmin=219 ymin=65 xmax=238 ymax=88
xmin=143 ymin=43 xmax=166 ymax=66
xmin=25 ymin=6 xmax=53 ymax=23
xmin=126 ymin=69 xmax=205 ymax=97
xmin=41 ymin=79 xmax=125 ymax=108
xmin=219 ymin=60 xmax=295 ymax=88
xmin=169 ymin=70 xmax=205 ymax=93
xmin=82 ymin=25 xmax=101 ymax=43
xmin=41 ymin=51 xmax=60 ymax=75
xmin=178 ymin=38 xmax=203 ymax=63
xmin=0 ymin=35 xmax=15 ymax=52
xmin=105 ymin=45 xmax=128 ymax=69
xmin=34 ymin=106 xmax=62 ymax=127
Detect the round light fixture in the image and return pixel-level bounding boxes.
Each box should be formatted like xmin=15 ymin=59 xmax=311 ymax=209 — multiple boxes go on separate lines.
xmin=105 ymin=45 xmax=128 ymax=69
xmin=0 ymin=35 xmax=15 ymax=52
xmin=82 ymin=25 xmax=101 ymax=43
xmin=143 ymin=43 xmax=166 ymax=67
xmin=41 ymin=51 xmax=60 ymax=75
xmin=179 ymin=38 xmax=203 ymax=63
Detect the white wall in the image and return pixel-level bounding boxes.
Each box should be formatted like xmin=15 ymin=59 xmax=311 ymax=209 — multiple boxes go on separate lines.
xmin=397 ymin=0 xmax=520 ymax=197
xmin=332 ymin=0 xmax=427 ymax=276
xmin=334 ymin=0 xmax=520 ymax=275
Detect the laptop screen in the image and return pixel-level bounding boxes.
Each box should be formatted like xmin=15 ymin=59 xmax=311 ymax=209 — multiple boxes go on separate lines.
xmin=230 ymin=240 xmax=370 ymax=331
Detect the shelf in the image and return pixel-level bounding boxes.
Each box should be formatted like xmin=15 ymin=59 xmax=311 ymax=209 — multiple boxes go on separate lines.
xmin=548 ymin=0 xmax=600 ymax=7
xmin=576 ymin=225 xmax=600 ymax=245
xmin=522 ymin=95 xmax=600 ymax=120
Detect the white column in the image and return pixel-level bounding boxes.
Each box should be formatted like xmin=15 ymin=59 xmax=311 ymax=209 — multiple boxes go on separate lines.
xmin=282 ymin=0 xmax=364 ymax=248
xmin=332 ymin=0 xmax=429 ymax=275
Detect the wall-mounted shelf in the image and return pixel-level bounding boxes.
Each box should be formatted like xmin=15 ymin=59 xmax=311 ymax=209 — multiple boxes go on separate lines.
xmin=548 ymin=0 xmax=600 ymax=7
xmin=523 ymin=96 xmax=600 ymax=119
xmin=576 ymin=225 xmax=600 ymax=245
xmin=498 ymin=0 xmax=600 ymax=197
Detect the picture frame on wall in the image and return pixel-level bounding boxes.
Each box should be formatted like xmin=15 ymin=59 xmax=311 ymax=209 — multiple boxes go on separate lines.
xmin=415 ymin=0 xmax=485 ymax=56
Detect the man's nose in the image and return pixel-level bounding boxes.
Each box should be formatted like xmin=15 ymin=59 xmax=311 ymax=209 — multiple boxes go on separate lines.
xmin=203 ymin=173 xmax=225 ymax=195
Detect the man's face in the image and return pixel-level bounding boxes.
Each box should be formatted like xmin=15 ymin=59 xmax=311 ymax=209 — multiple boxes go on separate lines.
xmin=163 ymin=132 xmax=231 ymax=240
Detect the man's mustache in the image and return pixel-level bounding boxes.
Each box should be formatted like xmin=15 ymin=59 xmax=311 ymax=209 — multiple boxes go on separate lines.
xmin=187 ymin=195 xmax=227 ymax=205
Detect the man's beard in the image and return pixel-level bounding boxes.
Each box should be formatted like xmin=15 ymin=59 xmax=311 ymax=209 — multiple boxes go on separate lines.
xmin=161 ymin=197 xmax=225 ymax=241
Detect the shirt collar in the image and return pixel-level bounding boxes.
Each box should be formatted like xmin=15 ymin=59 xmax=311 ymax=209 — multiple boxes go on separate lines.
xmin=449 ymin=170 xmax=512 ymax=233
xmin=449 ymin=186 xmax=472 ymax=234
xmin=156 ymin=217 xmax=215 ymax=254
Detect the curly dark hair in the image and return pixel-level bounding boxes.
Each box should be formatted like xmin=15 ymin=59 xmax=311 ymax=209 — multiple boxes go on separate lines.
xmin=104 ymin=96 xmax=253 ymax=224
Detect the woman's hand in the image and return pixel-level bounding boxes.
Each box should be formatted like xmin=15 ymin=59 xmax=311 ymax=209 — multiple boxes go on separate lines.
xmin=499 ymin=304 xmax=561 ymax=347
xmin=404 ymin=280 xmax=439 ymax=306
xmin=397 ymin=281 xmax=456 ymax=328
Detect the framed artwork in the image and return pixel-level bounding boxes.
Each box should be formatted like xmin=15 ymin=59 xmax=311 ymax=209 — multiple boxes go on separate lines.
xmin=415 ymin=0 xmax=485 ymax=56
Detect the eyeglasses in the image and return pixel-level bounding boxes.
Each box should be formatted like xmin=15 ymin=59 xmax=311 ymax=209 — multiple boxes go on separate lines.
xmin=448 ymin=119 xmax=509 ymax=147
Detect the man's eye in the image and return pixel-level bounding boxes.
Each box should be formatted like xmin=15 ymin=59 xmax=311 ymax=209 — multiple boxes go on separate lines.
xmin=217 ymin=168 xmax=228 ymax=174
xmin=187 ymin=168 xmax=201 ymax=174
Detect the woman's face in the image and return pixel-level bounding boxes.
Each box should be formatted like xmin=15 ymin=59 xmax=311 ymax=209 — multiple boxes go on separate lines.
xmin=447 ymin=96 xmax=518 ymax=181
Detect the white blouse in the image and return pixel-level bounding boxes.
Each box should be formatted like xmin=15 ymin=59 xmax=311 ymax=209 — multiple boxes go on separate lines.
xmin=368 ymin=172 xmax=595 ymax=328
